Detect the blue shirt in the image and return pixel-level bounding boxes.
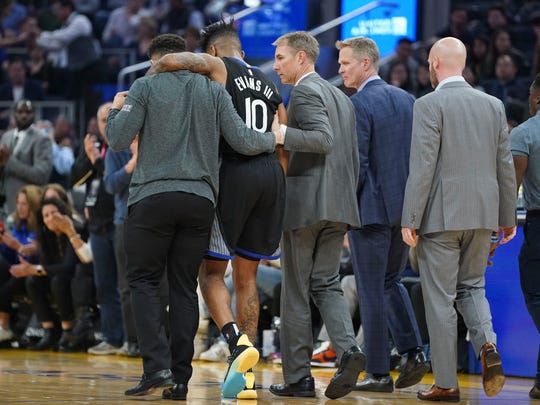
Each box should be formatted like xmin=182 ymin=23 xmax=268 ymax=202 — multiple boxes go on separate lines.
xmin=103 ymin=148 xmax=132 ymax=225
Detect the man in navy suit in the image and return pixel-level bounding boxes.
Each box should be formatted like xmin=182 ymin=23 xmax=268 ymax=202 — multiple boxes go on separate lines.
xmin=336 ymin=36 xmax=429 ymax=393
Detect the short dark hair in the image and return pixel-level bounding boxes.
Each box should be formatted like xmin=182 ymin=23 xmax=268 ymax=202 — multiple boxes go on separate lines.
xmin=200 ymin=18 xmax=241 ymax=53
xmin=147 ymin=34 xmax=186 ymax=59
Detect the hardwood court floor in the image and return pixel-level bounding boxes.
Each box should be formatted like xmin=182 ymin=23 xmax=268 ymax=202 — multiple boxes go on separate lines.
xmin=0 ymin=348 xmax=535 ymax=404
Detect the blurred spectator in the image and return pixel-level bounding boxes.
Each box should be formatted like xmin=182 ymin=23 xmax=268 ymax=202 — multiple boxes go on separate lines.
xmin=0 ymin=58 xmax=46 ymax=103
xmin=486 ymin=28 xmax=529 ymax=77
xmin=379 ymin=37 xmax=418 ymax=92
xmin=184 ymin=25 xmax=201 ymax=52
xmin=101 ymin=0 xmax=152 ymax=48
xmin=483 ymin=3 xmax=511 ymax=37
xmin=0 ymin=184 xmax=40 ymax=344
xmin=0 ymin=99 xmax=53 ymax=218
xmin=462 ymin=64 xmax=485 ymax=92
xmin=12 ymin=197 xmax=92 ymax=350
xmin=27 ymin=45 xmax=54 ymax=94
xmin=71 ymin=102 xmax=123 ymax=355
xmin=159 ymin=0 xmax=204 ymax=37
xmin=414 ymin=62 xmax=433 ymax=98
xmin=388 ymin=60 xmax=414 ymax=94
xmin=134 ymin=15 xmax=158 ymax=62
xmin=530 ymin=11 xmax=540 ymax=76
xmin=40 ymin=183 xmax=96 ymax=352
xmin=74 ymin=0 xmax=100 ymax=16
xmin=0 ymin=58 xmax=46 ymax=130
xmin=36 ymin=119 xmax=74 ymax=190
xmin=481 ymin=53 xmax=530 ymax=106
xmin=103 ymin=136 xmax=139 ymax=357
xmin=36 ymin=0 xmax=103 ymax=100
xmin=1 ymin=0 xmax=26 ymax=36
xmin=468 ymin=34 xmax=491 ymax=81
xmin=435 ymin=5 xmax=474 ymax=48
xmin=16 ymin=15 xmax=40 ymax=48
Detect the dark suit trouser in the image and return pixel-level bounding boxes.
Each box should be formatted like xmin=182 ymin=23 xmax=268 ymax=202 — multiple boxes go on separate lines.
xmin=519 ymin=214 xmax=540 ymax=382
xmin=280 ymin=221 xmax=357 ymax=383
xmin=348 ymin=223 xmax=422 ymax=375
xmin=125 ymin=192 xmax=213 ymax=383
xmin=417 ymin=229 xmax=495 ymax=389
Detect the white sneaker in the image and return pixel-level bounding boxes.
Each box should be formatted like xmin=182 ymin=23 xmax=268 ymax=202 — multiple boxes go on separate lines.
xmin=87 ymin=341 xmax=122 ymax=355
xmin=199 ymin=340 xmax=229 ymax=362
xmin=0 ymin=326 xmax=14 ymax=342
xmin=193 ymin=334 xmax=207 ymax=360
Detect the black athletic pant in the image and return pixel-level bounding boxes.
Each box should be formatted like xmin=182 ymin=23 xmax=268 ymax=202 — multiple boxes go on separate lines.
xmin=125 ymin=191 xmax=213 ymax=384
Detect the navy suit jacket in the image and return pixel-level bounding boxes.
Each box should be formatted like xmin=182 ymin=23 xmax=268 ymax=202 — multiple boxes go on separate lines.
xmin=351 ymin=78 xmax=415 ymax=225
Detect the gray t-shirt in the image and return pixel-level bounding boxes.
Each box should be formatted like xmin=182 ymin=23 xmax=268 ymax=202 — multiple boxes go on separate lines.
xmin=106 ymin=70 xmax=275 ymax=207
xmin=511 ymin=111 xmax=540 ymax=210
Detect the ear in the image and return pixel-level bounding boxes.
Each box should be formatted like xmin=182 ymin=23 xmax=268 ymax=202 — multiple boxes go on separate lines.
xmin=241 ymin=50 xmax=245 ymax=60
xmin=208 ymin=44 xmax=217 ymax=57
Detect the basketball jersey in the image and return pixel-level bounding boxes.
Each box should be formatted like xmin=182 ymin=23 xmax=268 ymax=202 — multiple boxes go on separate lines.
xmin=221 ymin=56 xmax=282 ymax=157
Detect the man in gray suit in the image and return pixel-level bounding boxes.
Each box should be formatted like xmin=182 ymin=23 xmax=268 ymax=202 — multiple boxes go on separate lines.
xmin=268 ymin=31 xmax=365 ymax=400
xmin=401 ymin=37 xmax=517 ymax=402
xmin=0 ymin=99 xmax=53 ymax=218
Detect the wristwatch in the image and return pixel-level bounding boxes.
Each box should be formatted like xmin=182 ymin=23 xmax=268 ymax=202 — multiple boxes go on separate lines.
xmin=35 ymin=265 xmax=44 ymax=276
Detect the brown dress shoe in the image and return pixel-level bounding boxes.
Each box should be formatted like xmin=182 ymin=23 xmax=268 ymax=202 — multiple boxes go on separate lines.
xmin=480 ymin=342 xmax=505 ymax=397
xmin=417 ymin=385 xmax=460 ymax=402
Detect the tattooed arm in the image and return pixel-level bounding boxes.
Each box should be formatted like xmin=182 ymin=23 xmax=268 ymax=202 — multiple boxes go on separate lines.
xmin=147 ymin=52 xmax=227 ymax=84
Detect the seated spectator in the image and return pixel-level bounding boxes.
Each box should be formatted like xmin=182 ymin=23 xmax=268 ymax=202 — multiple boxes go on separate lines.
xmin=481 ymin=53 xmax=530 ymax=106
xmin=27 ymin=45 xmax=55 ymax=94
xmin=41 ymin=183 xmax=95 ymax=352
xmin=486 ymin=28 xmax=530 ymax=77
xmin=0 ymin=184 xmax=41 ymax=343
xmin=10 ymin=197 xmax=92 ymax=351
xmin=388 ymin=60 xmax=415 ymax=94
xmin=101 ymin=0 xmax=151 ymax=48
xmin=35 ymin=119 xmax=74 ymax=190
xmin=414 ymin=62 xmax=433 ymax=98
xmin=435 ymin=5 xmax=474 ymax=48
xmin=159 ymin=0 xmax=204 ymax=37
xmin=0 ymin=58 xmax=45 ymax=129
xmin=468 ymin=34 xmax=491 ymax=81
xmin=379 ymin=37 xmax=419 ymax=92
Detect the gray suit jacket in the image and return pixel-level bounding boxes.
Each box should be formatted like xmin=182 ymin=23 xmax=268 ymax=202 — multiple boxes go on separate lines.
xmin=0 ymin=125 xmax=53 ymax=214
xmin=283 ymin=72 xmax=360 ymax=231
xmin=402 ymin=80 xmax=516 ymax=234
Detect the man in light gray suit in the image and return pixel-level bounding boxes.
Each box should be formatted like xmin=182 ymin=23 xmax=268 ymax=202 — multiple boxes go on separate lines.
xmin=268 ymin=31 xmax=365 ymax=400
xmin=401 ymin=37 xmax=517 ymax=402
xmin=0 ymin=99 xmax=53 ymax=217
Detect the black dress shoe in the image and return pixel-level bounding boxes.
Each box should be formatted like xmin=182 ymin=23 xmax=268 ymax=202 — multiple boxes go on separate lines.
xmin=162 ymin=383 xmax=188 ymax=400
xmin=356 ymin=373 xmax=394 ymax=393
xmin=395 ymin=350 xmax=430 ymax=388
xmin=325 ymin=346 xmax=366 ymax=399
xmin=269 ymin=376 xmax=316 ymax=397
xmin=125 ymin=369 xmax=175 ymax=396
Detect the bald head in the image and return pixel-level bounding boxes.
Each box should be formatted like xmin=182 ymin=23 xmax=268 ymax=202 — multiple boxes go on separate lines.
xmin=427 ymin=37 xmax=467 ymax=87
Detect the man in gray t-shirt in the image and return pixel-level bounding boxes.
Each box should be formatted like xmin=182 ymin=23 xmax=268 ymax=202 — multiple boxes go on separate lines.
xmin=106 ymin=34 xmax=279 ymax=400
xmin=510 ymin=72 xmax=540 ymax=400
